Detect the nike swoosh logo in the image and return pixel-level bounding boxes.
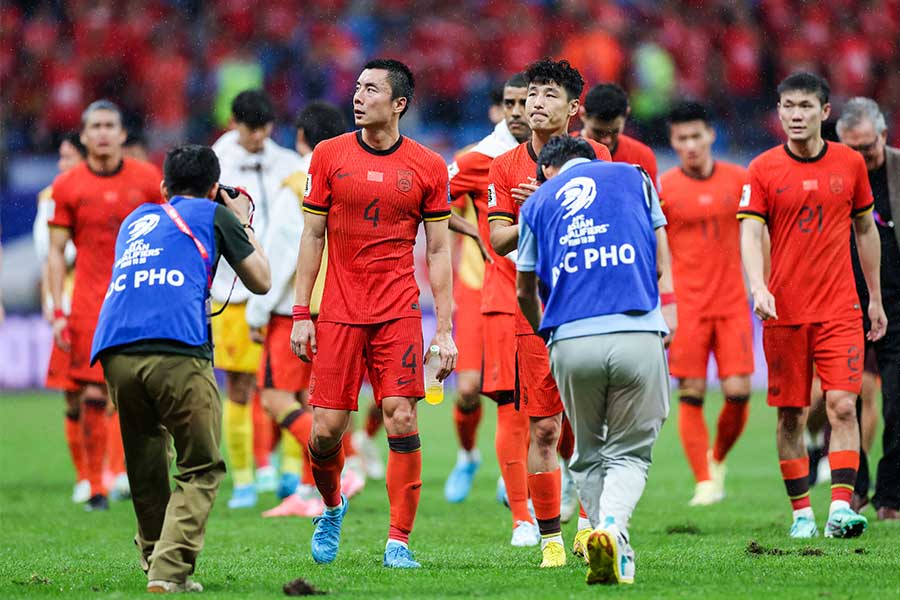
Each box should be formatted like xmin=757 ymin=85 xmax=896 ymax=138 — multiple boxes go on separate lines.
xmin=337 ymin=172 xmax=352 ymax=179
xmin=776 ymin=186 xmax=790 ymax=194
xmin=397 ymin=378 xmax=414 ymax=386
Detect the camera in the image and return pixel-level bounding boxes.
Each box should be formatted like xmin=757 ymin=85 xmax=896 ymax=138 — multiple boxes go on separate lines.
xmin=217 ymin=184 xmax=241 ymax=203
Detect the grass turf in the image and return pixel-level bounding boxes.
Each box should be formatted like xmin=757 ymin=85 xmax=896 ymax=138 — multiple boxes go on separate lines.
xmin=1 ymin=390 xmax=899 ymax=598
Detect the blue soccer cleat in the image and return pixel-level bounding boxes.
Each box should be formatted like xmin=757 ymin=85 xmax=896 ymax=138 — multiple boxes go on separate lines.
xmin=227 ymin=484 xmax=258 ymax=509
xmin=383 ymin=541 xmax=421 ymax=568
xmin=311 ymin=494 xmax=348 ymax=564
xmin=789 ymin=514 xmax=819 ymax=538
xmin=277 ymin=472 xmax=300 ymax=499
xmin=825 ymin=507 xmax=867 ymax=539
xmin=496 ymin=476 xmax=509 ymax=508
xmin=444 ymin=450 xmax=481 ymax=503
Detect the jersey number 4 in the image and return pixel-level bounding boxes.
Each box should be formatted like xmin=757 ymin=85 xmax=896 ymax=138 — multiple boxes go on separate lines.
xmin=365 ymin=198 xmax=380 ymax=228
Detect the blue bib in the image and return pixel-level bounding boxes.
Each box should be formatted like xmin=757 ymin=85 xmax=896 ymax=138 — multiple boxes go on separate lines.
xmin=91 ymin=196 xmax=218 ymax=363
xmin=519 ymin=161 xmax=659 ymax=335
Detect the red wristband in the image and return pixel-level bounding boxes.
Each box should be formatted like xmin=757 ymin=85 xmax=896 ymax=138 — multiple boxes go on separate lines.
xmin=660 ymin=293 xmax=676 ymax=306
xmin=53 ymin=308 xmax=67 ymax=320
xmin=292 ymin=305 xmax=311 ymax=321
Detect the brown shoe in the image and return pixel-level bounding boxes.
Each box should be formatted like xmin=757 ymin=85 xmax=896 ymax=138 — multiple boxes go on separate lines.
xmin=851 ymin=493 xmax=869 ymax=513
xmin=877 ymin=507 xmax=899 ymax=520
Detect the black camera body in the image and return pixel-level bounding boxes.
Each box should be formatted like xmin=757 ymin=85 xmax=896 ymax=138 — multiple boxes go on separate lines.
xmin=217 ymin=184 xmax=241 ymax=203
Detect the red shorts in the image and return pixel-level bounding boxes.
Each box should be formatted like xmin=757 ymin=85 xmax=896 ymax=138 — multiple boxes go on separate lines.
xmin=309 ymin=317 xmax=424 ymax=411
xmin=482 ymin=313 xmax=516 ymax=397
xmin=668 ymin=313 xmax=754 ymax=380
xmin=257 ymin=315 xmax=312 ymax=392
xmin=46 ymin=343 xmax=79 ymax=392
xmin=454 ymin=281 xmax=483 ymax=373
xmin=764 ymin=319 xmax=864 ymax=407
xmin=69 ymin=322 xmax=105 ymax=385
xmin=515 ymin=333 xmax=563 ymax=418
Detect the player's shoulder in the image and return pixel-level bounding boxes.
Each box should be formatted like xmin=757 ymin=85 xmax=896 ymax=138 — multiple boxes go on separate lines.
xmin=586 ymin=139 xmax=612 ymax=161
xmin=659 ymin=166 xmax=683 ymax=188
xmin=402 ymin=135 xmax=444 ymax=165
xmin=748 ymin=145 xmax=787 ymax=173
xmin=493 ymin=142 xmax=526 ymax=169
xmin=715 ymin=160 xmax=749 ymax=179
xmin=312 ymin=132 xmax=356 ymax=158
xmin=123 ymin=157 xmax=162 ymax=179
xmin=826 ymin=141 xmax=867 ymax=170
xmin=620 ymin=134 xmax=653 ymax=156
xmin=52 ymin=162 xmax=89 ymax=191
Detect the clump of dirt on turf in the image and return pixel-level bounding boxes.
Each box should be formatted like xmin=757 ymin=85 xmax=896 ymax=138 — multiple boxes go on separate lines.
xmin=799 ymin=547 xmax=824 ymax=556
xmin=666 ymin=523 xmax=701 ymax=535
xmin=283 ymin=578 xmax=326 ymax=596
xmin=746 ymin=540 xmax=786 ymax=555
xmin=854 ymin=548 xmax=867 ymax=555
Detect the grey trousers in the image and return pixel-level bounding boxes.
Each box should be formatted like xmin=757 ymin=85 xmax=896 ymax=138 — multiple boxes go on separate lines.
xmin=549 ymin=332 xmax=670 ymax=531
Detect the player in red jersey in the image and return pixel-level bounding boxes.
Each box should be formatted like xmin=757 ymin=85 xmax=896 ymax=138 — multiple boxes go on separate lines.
xmin=660 ymin=102 xmax=754 ymax=506
xmin=579 ymin=83 xmax=658 ymax=185
xmin=739 ymin=73 xmax=887 ymax=539
xmin=290 ymin=59 xmax=456 ymax=568
xmin=488 ymin=58 xmax=617 ymax=567
xmin=444 ymin=73 xmax=531 ymax=513
xmin=48 ymin=100 xmax=163 ymax=511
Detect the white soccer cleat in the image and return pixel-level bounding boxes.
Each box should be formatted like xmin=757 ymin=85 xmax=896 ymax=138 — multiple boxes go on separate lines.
xmin=72 ymin=479 xmax=91 ymax=504
xmin=147 ymin=578 xmax=203 ymax=593
xmin=352 ymin=430 xmax=385 ymax=481
xmin=688 ymin=480 xmax=724 ymax=506
xmin=708 ymin=451 xmax=727 ymax=501
xmin=110 ymin=472 xmax=131 ymax=501
xmin=510 ymin=520 xmax=541 ymax=547
xmin=255 ymin=465 xmax=279 ymax=493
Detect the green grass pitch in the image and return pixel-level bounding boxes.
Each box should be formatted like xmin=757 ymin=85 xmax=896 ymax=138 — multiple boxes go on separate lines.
xmin=1 ymin=390 xmax=899 ymax=598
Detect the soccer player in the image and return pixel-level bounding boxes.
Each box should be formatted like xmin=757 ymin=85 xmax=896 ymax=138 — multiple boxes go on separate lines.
xmin=443 ymin=72 xmax=530 ymax=506
xmin=579 ymin=83 xmax=658 ymax=184
xmin=739 ymin=72 xmax=887 ymax=538
xmin=487 ymin=58 xmax=614 ymax=567
xmin=211 ymin=90 xmax=306 ymax=509
xmin=290 ymin=59 xmax=457 ymax=569
xmin=34 ymin=133 xmax=87 ymax=503
xmin=47 ymin=100 xmax=162 ymax=511
xmin=660 ymin=101 xmax=754 ymax=506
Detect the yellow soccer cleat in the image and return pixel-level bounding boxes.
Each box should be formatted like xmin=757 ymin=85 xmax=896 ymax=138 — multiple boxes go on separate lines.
xmin=540 ymin=541 xmax=567 ymax=568
xmin=572 ymin=527 xmax=592 ymax=561
xmin=585 ymin=524 xmax=635 ymax=585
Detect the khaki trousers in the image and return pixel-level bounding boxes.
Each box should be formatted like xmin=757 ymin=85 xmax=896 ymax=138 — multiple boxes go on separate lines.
xmin=102 ymin=353 xmax=225 ymax=584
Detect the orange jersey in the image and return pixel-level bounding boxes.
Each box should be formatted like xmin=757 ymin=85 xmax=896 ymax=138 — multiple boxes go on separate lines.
xmin=487 ymin=139 xmax=612 ymax=334
xmin=612 ymin=134 xmax=658 ymax=186
xmin=738 ymin=142 xmax=874 ymax=325
xmin=660 ymin=161 xmax=750 ymax=318
xmin=48 ymin=158 xmax=162 ymax=325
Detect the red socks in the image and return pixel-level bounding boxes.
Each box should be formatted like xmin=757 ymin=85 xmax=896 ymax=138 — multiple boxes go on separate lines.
xmin=780 ymin=456 xmax=811 ymax=510
xmin=712 ymin=395 xmax=749 ymax=463
xmin=64 ymin=412 xmax=87 ymax=481
xmin=529 ymin=469 xmax=561 ymax=537
xmin=454 ymin=404 xmax=482 ymax=452
xmin=280 ymin=408 xmax=315 ymax=485
xmin=387 ymin=432 xmax=422 ymax=544
xmin=829 ymin=450 xmax=859 ymax=504
xmin=82 ymin=402 xmax=108 ymax=497
xmin=679 ymin=398 xmax=710 ymax=482
xmin=309 ymin=442 xmax=344 ymax=507
xmin=496 ymin=403 xmax=532 ymax=526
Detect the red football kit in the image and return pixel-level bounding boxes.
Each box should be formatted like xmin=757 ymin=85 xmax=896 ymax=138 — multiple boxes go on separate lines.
xmin=738 ymin=142 xmax=874 ymax=405
xmin=302 ymin=131 xmax=450 ymax=410
xmin=487 ymin=139 xmax=611 ymax=417
xmin=612 ymin=134 xmax=659 ymax=186
xmin=48 ymin=158 xmax=163 ymax=383
xmin=660 ymin=162 xmax=754 ymax=379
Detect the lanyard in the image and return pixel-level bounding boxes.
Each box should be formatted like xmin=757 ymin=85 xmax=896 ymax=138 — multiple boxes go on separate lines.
xmin=159 ymin=201 xmax=213 ymax=287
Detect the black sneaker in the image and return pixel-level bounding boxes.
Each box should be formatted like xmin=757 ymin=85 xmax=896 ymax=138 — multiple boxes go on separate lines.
xmin=84 ymin=494 xmax=109 ymax=512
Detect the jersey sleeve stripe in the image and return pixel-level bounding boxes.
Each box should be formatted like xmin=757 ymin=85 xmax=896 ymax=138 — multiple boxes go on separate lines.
xmin=423 ymin=210 xmax=452 ymax=222
xmin=736 ymin=210 xmax=767 ymax=223
xmin=851 ymin=202 xmax=875 ymax=218
xmin=487 ymin=212 xmax=515 ymax=223
xmin=302 ymin=202 xmax=329 ymax=216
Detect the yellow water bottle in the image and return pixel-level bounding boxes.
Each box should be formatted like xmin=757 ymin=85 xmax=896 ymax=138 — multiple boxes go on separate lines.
xmin=424 ymin=344 xmax=444 ymax=405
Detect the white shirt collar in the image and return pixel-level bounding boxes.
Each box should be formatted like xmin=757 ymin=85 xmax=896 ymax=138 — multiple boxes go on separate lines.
xmin=558 ymin=157 xmax=591 ymax=174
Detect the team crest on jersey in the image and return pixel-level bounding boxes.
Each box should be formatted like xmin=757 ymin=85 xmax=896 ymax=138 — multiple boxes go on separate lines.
xmin=487 ymin=183 xmax=497 ymax=208
xmin=304 ymin=174 xmax=312 ymax=198
xmin=397 ymin=170 xmax=413 ymax=193
xmin=739 ymin=184 xmax=751 ymax=208
xmin=830 ymin=174 xmax=844 ymax=194
xmin=557 ymin=176 xmax=597 ymax=219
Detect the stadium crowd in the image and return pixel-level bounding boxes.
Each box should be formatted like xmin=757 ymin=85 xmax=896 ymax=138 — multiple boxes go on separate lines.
xmin=3 ymin=0 xmax=900 ymax=158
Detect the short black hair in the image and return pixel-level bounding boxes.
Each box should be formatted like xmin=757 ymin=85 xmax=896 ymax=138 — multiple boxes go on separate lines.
xmin=231 ymin=90 xmax=275 ymax=128
xmin=668 ymin=101 xmax=712 ymax=126
xmin=505 ymin=72 xmax=528 ymax=89
xmin=61 ymin=132 xmax=86 ymax=157
xmin=583 ymin=84 xmax=629 ymax=121
xmin=525 ymin=58 xmax=584 ymax=101
xmin=363 ymin=58 xmax=415 ymax=118
xmin=489 ymin=85 xmax=504 ymax=107
xmin=777 ymin=72 xmax=830 ymax=106
xmin=536 ymin=135 xmax=596 ymax=182
xmin=294 ymin=101 xmax=348 ymax=150
xmin=124 ymin=130 xmax=147 ymax=148
xmin=163 ymin=145 xmax=221 ymax=198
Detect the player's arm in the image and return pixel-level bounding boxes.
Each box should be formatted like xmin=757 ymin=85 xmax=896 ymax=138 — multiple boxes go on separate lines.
xmin=449 ymin=212 xmax=493 ymax=263
xmin=739 ymin=218 xmax=777 ymax=320
xmin=425 ymin=217 xmax=458 ymax=380
xmin=644 ymin=169 xmax=676 ymax=342
xmin=290 ymin=210 xmax=326 ymax=362
xmin=515 ymin=220 xmax=542 ymax=333
xmin=47 ymin=226 xmax=72 ymax=350
xmin=220 ymin=188 xmax=270 ymax=294
xmin=853 ymin=210 xmax=887 ymax=341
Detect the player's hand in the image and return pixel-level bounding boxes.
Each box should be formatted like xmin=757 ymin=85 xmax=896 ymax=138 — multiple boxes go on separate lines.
xmin=429 ymin=330 xmax=458 ymax=382
xmin=53 ymin=316 xmax=71 ymax=352
xmin=290 ymin=319 xmax=316 ymax=362
xmin=220 ymin=187 xmax=252 ymax=224
xmin=751 ymin=287 xmax=778 ymax=321
xmin=511 ymin=178 xmax=539 ymax=205
xmin=249 ymin=326 xmax=266 ymax=344
xmin=867 ymin=299 xmax=888 ymax=342
xmin=475 ymin=235 xmax=495 ymax=264
xmin=661 ymin=303 xmax=677 ymax=348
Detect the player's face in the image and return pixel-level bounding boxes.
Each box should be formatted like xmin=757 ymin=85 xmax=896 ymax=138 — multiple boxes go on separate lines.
xmin=57 ymin=140 xmax=83 ymax=173
xmin=527 ymin=82 xmax=578 ymax=134
xmin=669 ymin=120 xmax=715 ymax=170
xmin=354 ymin=69 xmax=404 ymax=127
xmin=502 ymin=86 xmax=530 ymax=143
xmin=80 ymin=109 xmax=126 ymax=160
xmin=777 ymin=90 xmax=830 ymax=143
xmin=235 ymin=122 xmax=273 ymax=154
xmin=581 ymin=115 xmax=626 ymax=153
xmin=838 ymin=119 xmax=887 ymax=171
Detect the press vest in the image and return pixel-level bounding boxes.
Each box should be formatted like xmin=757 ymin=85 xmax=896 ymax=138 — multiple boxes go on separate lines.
xmin=91 ymin=196 xmax=217 ymax=362
xmin=519 ymin=161 xmax=658 ymax=335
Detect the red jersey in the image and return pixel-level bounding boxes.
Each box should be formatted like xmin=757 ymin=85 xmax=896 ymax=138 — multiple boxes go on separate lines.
xmin=303 ymin=131 xmax=451 ymax=325
xmin=487 ymin=138 xmax=611 ymax=334
xmin=48 ymin=158 xmax=162 ymax=327
xmin=611 ymin=134 xmax=658 ymax=187
xmin=738 ymin=142 xmax=874 ymax=326
xmin=660 ymin=161 xmax=750 ymax=318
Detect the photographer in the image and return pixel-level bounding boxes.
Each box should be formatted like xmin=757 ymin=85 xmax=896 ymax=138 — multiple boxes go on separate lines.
xmin=89 ymin=145 xmax=270 ymax=593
